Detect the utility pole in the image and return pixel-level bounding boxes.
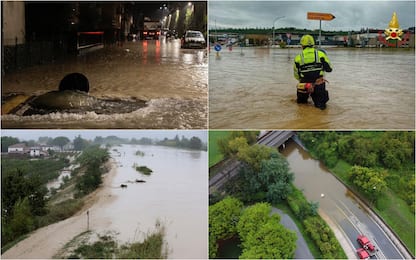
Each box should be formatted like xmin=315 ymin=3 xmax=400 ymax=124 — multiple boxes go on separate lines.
xmin=87 ymin=210 xmax=89 ymax=230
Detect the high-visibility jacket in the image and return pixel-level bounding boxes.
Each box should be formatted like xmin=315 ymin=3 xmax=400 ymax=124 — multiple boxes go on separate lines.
xmin=294 ymin=47 xmax=332 ymax=82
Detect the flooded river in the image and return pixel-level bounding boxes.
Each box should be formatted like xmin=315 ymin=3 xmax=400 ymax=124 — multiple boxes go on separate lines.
xmin=101 ymin=144 xmax=208 ymax=258
xmin=281 ymin=139 xmax=405 ymax=259
xmin=209 ymin=47 xmax=415 ymax=129
xmin=2 ymin=39 xmax=207 ymax=129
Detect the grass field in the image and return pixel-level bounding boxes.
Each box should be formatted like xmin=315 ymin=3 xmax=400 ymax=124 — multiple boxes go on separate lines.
xmin=209 ymin=131 xmax=231 ymax=167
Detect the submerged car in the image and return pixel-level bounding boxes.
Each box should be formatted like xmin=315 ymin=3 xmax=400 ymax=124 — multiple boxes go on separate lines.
xmin=181 ymin=30 xmax=206 ymax=49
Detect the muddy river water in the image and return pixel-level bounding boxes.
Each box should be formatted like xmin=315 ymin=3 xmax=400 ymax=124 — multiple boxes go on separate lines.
xmin=209 ymin=47 xmax=415 ymax=129
xmin=2 ymin=39 xmax=207 ymax=129
xmin=281 ymin=139 xmax=405 ymax=259
xmin=101 ymin=144 xmax=208 ymax=258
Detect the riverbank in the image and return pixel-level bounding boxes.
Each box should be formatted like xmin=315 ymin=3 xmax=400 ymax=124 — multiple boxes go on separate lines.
xmin=1 ymin=159 xmax=118 ymax=259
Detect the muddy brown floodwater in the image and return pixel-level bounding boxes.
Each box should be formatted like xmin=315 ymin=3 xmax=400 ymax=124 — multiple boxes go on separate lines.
xmin=2 ymin=144 xmax=208 ymax=259
xmin=281 ymin=139 xmax=405 ymax=259
xmin=209 ymin=47 xmax=415 ymax=129
xmin=2 ymin=39 xmax=207 ymax=129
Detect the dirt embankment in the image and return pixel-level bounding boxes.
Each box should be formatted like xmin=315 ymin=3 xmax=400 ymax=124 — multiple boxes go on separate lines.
xmin=1 ymin=159 xmax=118 ymax=259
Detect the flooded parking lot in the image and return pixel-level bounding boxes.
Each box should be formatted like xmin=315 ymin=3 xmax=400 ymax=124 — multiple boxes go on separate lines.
xmin=209 ymin=47 xmax=415 ymax=129
xmin=2 ymin=39 xmax=208 ymax=128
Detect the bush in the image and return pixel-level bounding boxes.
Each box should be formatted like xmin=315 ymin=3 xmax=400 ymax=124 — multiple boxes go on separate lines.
xmin=135 ymin=166 xmax=153 ymax=175
xmin=209 ymin=197 xmax=244 ymax=258
xmin=303 ymin=216 xmax=345 ymax=259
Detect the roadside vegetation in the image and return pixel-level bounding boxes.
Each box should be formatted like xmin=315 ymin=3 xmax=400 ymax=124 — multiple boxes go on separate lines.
xmin=54 ymin=223 xmax=167 ymax=259
xmin=298 ymin=131 xmax=415 ymax=254
xmin=209 ymin=132 xmax=346 ymax=258
xmin=1 ymin=140 xmax=109 ymax=253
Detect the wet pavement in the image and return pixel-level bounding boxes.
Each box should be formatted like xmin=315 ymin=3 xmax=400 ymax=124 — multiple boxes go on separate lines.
xmin=281 ymin=139 xmax=406 ymax=259
xmin=271 ymin=208 xmax=314 ymax=259
xmin=2 ymin=39 xmax=207 ymax=128
xmin=209 ymin=47 xmax=415 ymax=129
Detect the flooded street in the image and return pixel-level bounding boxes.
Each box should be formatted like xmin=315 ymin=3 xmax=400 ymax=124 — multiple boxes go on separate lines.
xmin=281 ymin=139 xmax=405 ymax=259
xmin=209 ymin=47 xmax=415 ymax=129
xmin=2 ymin=39 xmax=207 ymax=128
xmin=102 ymin=144 xmax=208 ymax=258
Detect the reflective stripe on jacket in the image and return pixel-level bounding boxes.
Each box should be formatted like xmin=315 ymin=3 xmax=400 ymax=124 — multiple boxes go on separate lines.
xmin=293 ymin=47 xmax=332 ymax=81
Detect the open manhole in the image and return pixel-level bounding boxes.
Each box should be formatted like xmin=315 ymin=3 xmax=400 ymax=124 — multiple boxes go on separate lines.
xmin=2 ymin=91 xmax=147 ymax=116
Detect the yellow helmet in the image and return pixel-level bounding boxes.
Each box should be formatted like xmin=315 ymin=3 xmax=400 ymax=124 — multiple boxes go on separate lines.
xmin=300 ymin=35 xmax=315 ymax=47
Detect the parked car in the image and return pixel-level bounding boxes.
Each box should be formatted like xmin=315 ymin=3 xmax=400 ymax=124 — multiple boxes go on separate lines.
xmin=166 ymin=30 xmax=178 ymax=39
xmin=181 ymin=30 xmax=206 ymax=49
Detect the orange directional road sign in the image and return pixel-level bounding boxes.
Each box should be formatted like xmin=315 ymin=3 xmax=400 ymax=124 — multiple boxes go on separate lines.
xmin=307 ymin=12 xmax=336 ymax=21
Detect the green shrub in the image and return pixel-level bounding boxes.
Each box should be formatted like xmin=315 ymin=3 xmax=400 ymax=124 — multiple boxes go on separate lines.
xmin=135 ymin=166 xmax=153 ymax=175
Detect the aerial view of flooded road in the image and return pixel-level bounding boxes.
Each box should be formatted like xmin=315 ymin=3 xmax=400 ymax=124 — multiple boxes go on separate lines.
xmin=209 ymin=47 xmax=414 ymax=129
xmin=281 ymin=140 xmax=409 ymax=259
xmin=2 ymin=39 xmax=207 ymax=129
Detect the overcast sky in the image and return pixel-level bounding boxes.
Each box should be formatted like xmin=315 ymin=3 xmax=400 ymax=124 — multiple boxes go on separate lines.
xmin=1 ymin=130 xmax=207 ymax=143
xmin=209 ymin=1 xmax=415 ymax=31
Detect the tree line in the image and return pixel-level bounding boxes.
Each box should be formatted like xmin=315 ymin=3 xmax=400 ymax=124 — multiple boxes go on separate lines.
xmin=2 ymin=134 xmax=207 ymax=153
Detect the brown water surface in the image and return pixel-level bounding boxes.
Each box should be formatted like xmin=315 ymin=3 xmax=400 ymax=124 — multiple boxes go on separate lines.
xmin=2 ymin=39 xmax=207 ymax=129
xmin=209 ymin=47 xmax=415 ymax=129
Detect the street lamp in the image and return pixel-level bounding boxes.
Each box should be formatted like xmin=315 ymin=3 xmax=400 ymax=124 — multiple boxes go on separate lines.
xmin=272 ymin=16 xmax=285 ymax=47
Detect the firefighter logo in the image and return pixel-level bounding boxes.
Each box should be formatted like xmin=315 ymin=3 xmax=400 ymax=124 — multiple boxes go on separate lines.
xmin=378 ymin=11 xmax=409 ymax=47
xmin=384 ymin=12 xmax=403 ymax=41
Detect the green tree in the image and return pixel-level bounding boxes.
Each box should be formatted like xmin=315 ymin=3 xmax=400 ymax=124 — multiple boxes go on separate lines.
xmin=52 ymin=136 xmax=70 ymax=150
xmin=236 ymin=202 xmax=273 ymax=241
xmin=209 ymin=197 xmax=243 ymax=258
xmin=73 ymin=135 xmax=89 ymax=151
xmin=38 ymin=136 xmax=53 ymax=144
xmin=189 ymin=136 xmax=202 ymax=150
xmin=348 ymin=166 xmax=387 ymax=202
xmin=239 ymin=215 xmax=296 ymax=259
xmin=237 ymin=144 xmax=275 ymax=172
xmin=1 ymin=136 xmax=20 ymax=152
xmin=9 ymin=197 xmax=35 ymax=241
xmin=260 ymin=153 xmax=293 ymax=203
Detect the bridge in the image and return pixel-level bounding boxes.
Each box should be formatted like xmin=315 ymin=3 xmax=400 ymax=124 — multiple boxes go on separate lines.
xmin=209 ymin=131 xmax=295 ymax=194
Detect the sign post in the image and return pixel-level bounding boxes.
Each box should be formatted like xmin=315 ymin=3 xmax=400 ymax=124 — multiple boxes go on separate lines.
xmin=307 ymin=12 xmax=335 ymax=47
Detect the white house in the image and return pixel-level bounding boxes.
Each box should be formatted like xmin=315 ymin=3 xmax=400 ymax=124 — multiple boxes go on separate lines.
xmin=29 ymin=146 xmax=42 ymax=157
xmin=41 ymin=145 xmax=61 ymax=152
xmin=8 ymin=143 xmax=27 ymax=153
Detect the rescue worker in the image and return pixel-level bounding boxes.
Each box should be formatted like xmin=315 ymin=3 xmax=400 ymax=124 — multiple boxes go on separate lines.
xmin=294 ymin=35 xmax=332 ymax=110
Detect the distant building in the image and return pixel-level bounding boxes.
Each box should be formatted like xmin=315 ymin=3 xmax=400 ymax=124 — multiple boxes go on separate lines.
xmin=8 ymin=143 xmax=55 ymax=157
xmin=63 ymin=143 xmax=74 ymax=151
xmin=8 ymin=143 xmax=27 ymax=153
xmin=41 ymin=145 xmax=61 ymax=152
